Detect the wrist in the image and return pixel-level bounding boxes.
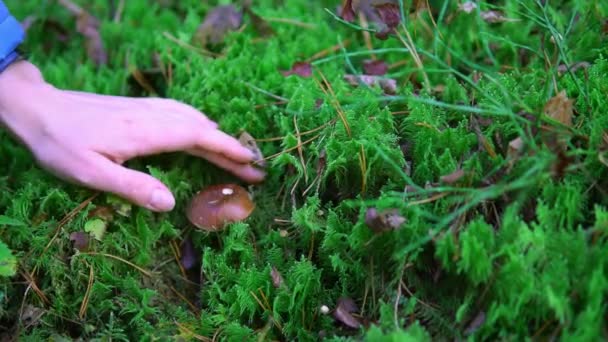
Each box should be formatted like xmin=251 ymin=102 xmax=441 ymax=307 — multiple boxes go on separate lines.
xmin=0 ymin=60 xmax=50 ymax=115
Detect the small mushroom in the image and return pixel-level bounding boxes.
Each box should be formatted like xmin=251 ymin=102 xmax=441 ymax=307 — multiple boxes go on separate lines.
xmin=186 ymin=184 xmax=255 ymax=231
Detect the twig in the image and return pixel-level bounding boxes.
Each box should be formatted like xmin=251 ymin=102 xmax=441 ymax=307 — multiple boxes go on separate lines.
xmin=113 ymin=0 xmax=125 ymax=23
xmin=265 ymin=17 xmax=316 ymax=29
xmin=293 ymin=116 xmax=309 ymax=183
xmin=76 ymin=252 xmax=154 ymax=277
xmin=79 ymin=262 xmax=94 ymax=319
xmin=57 ymin=0 xmax=83 ymax=15
xmin=175 ymin=321 xmax=212 ymax=341
xmin=31 ymin=193 xmax=98 ymax=272
xmin=170 ymin=286 xmax=200 ymax=315
xmin=314 ymin=70 xmax=351 ymax=137
xmin=257 ymin=134 xmax=321 ymax=163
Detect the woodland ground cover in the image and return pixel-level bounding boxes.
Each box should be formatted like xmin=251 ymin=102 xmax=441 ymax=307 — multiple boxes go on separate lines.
xmin=1 ymin=0 xmax=608 ymax=341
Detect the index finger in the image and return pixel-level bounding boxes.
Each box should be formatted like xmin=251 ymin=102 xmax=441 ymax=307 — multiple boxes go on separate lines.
xmin=195 ymin=129 xmax=256 ymax=163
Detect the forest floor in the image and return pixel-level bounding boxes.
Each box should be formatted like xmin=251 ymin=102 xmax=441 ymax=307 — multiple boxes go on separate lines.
xmin=1 ymin=0 xmax=608 ymax=341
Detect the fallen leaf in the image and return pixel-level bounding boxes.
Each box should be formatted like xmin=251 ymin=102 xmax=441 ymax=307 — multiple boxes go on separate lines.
xmin=281 ymin=61 xmax=312 ymax=78
xmin=180 ymin=237 xmax=197 ymax=270
xmin=193 ymin=5 xmax=243 ymax=47
xmin=84 ymin=218 xmax=107 ymax=241
xmin=373 ymin=3 xmax=401 ymax=39
xmin=69 ymin=232 xmax=90 ymax=252
xmin=363 ymin=59 xmax=388 ymax=76
xmin=87 ymin=205 xmax=114 ymax=221
xmin=506 ymin=137 xmax=524 ymax=172
xmin=480 ymin=10 xmax=519 ymax=23
xmin=458 ymin=1 xmax=477 ymax=13
xmin=464 ymin=311 xmax=486 ymax=335
xmin=340 ymin=0 xmax=356 ymax=21
xmin=271 ymin=266 xmax=284 ymax=288
xmin=440 ymin=169 xmax=466 ymax=184
xmin=20 ymin=305 xmax=45 ymax=328
xmin=365 ymin=208 xmax=406 ymax=233
xmin=75 ymin=12 xmax=107 ymax=66
xmin=344 ymin=74 xmax=397 ymax=94
xmin=239 ymin=131 xmax=266 ymax=168
xmin=557 ymin=61 xmax=590 ymax=75
xmin=333 ymin=297 xmax=361 ymax=329
xmin=544 ymin=90 xmax=574 ymax=127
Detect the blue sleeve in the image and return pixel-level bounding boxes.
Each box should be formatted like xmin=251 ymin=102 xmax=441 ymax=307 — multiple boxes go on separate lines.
xmin=0 ymin=0 xmax=25 ymax=73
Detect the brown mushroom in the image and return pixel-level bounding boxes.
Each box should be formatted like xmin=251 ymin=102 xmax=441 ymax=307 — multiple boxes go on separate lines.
xmin=186 ymin=184 xmax=255 ymax=231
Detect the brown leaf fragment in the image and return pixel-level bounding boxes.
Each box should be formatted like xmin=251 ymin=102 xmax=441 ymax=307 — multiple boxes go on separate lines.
xmin=75 ymin=11 xmax=107 ymax=66
xmin=333 ymin=297 xmax=361 ymax=329
xmin=20 ymin=305 xmax=45 ymax=328
xmin=194 ymin=5 xmax=243 ymax=47
xmin=480 ymin=10 xmax=519 ymax=23
xmin=440 ymin=169 xmax=466 ymax=184
xmin=69 ymin=232 xmax=90 ymax=252
xmin=557 ymin=61 xmax=590 ymax=75
xmin=458 ymin=1 xmax=477 ymax=13
xmin=544 ymin=90 xmax=574 ymax=127
xmin=465 ymin=311 xmax=486 ymax=335
xmin=271 ymin=266 xmax=284 ymax=288
xmin=180 ymin=237 xmax=197 ymax=270
xmin=281 ymin=61 xmax=312 ymax=78
xmin=344 ymin=74 xmax=397 ymax=94
xmin=373 ymin=3 xmax=401 ymax=39
xmin=340 ymin=0 xmax=356 ymax=22
xmin=365 ymin=208 xmax=406 ymax=233
xmin=508 ymin=137 xmax=524 ymax=158
xmin=239 ymin=131 xmax=266 ymax=169
xmin=87 ymin=205 xmax=114 ymax=221
xmin=363 ymin=59 xmax=388 ymax=76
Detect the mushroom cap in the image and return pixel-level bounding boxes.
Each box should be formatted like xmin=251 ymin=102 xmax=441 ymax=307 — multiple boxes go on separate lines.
xmin=186 ymin=184 xmax=255 ymax=231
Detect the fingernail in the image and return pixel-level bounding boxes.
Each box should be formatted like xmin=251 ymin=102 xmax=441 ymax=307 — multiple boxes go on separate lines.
xmin=149 ymin=189 xmax=175 ymax=211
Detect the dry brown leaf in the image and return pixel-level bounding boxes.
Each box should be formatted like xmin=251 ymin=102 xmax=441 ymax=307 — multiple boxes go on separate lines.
xmin=440 ymin=169 xmax=466 ymax=184
xmin=557 ymin=61 xmax=591 ymax=75
xmin=464 ymin=311 xmax=486 ymax=335
xmin=363 ymin=59 xmax=388 ymax=75
xmin=340 ymin=0 xmax=356 ymax=21
xmin=480 ymin=10 xmax=519 ymax=23
xmin=544 ymin=90 xmax=574 ymax=127
xmin=239 ymin=131 xmax=266 ymax=168
xmin=194 ymin=5 xmax=243 ymax=47
xmin=344 ymin=74 xmax=397 ymax=94
xmin=271 ymin=266 xmax=284 ymax=288
xmin=458 ymin=1 xmax=477 ymax=13
xmin=333 ymin=297 xmax=361 ymax=329
xmin=69 ymin=232 xmax=90 ymax=252
xmin=280 ymin=61 xmax=312 ymax=78
xmin=180 ymin=237 xmax=197 ymax=270
xmin=75 ymin=12 xmax=107 ymax=66
xmin=365 ymin=208 xmax=406 ymax=233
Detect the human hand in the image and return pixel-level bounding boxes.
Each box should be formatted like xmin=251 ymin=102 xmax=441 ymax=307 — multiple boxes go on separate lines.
xmin=0 ymin=60 xmax=265 ymax=212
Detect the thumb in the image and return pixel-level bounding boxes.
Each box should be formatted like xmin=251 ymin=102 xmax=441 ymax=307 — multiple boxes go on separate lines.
xmin=85 ymin=154 xmax=176 ymax=212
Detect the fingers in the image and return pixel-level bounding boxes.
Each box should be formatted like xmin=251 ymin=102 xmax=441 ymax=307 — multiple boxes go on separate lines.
xmin=81 ymin=153 xmax=176 ymax=212
xmin=187 ymin=149 xmax=266 ymax=183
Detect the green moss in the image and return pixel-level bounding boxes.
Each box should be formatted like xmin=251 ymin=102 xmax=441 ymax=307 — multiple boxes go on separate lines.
xmin=1 ymin=0 xmax=608 ymax=340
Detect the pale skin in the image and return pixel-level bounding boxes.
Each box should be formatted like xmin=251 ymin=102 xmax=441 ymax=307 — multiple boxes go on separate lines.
xmin=0 ymin=60 xmax=266 ymax=212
